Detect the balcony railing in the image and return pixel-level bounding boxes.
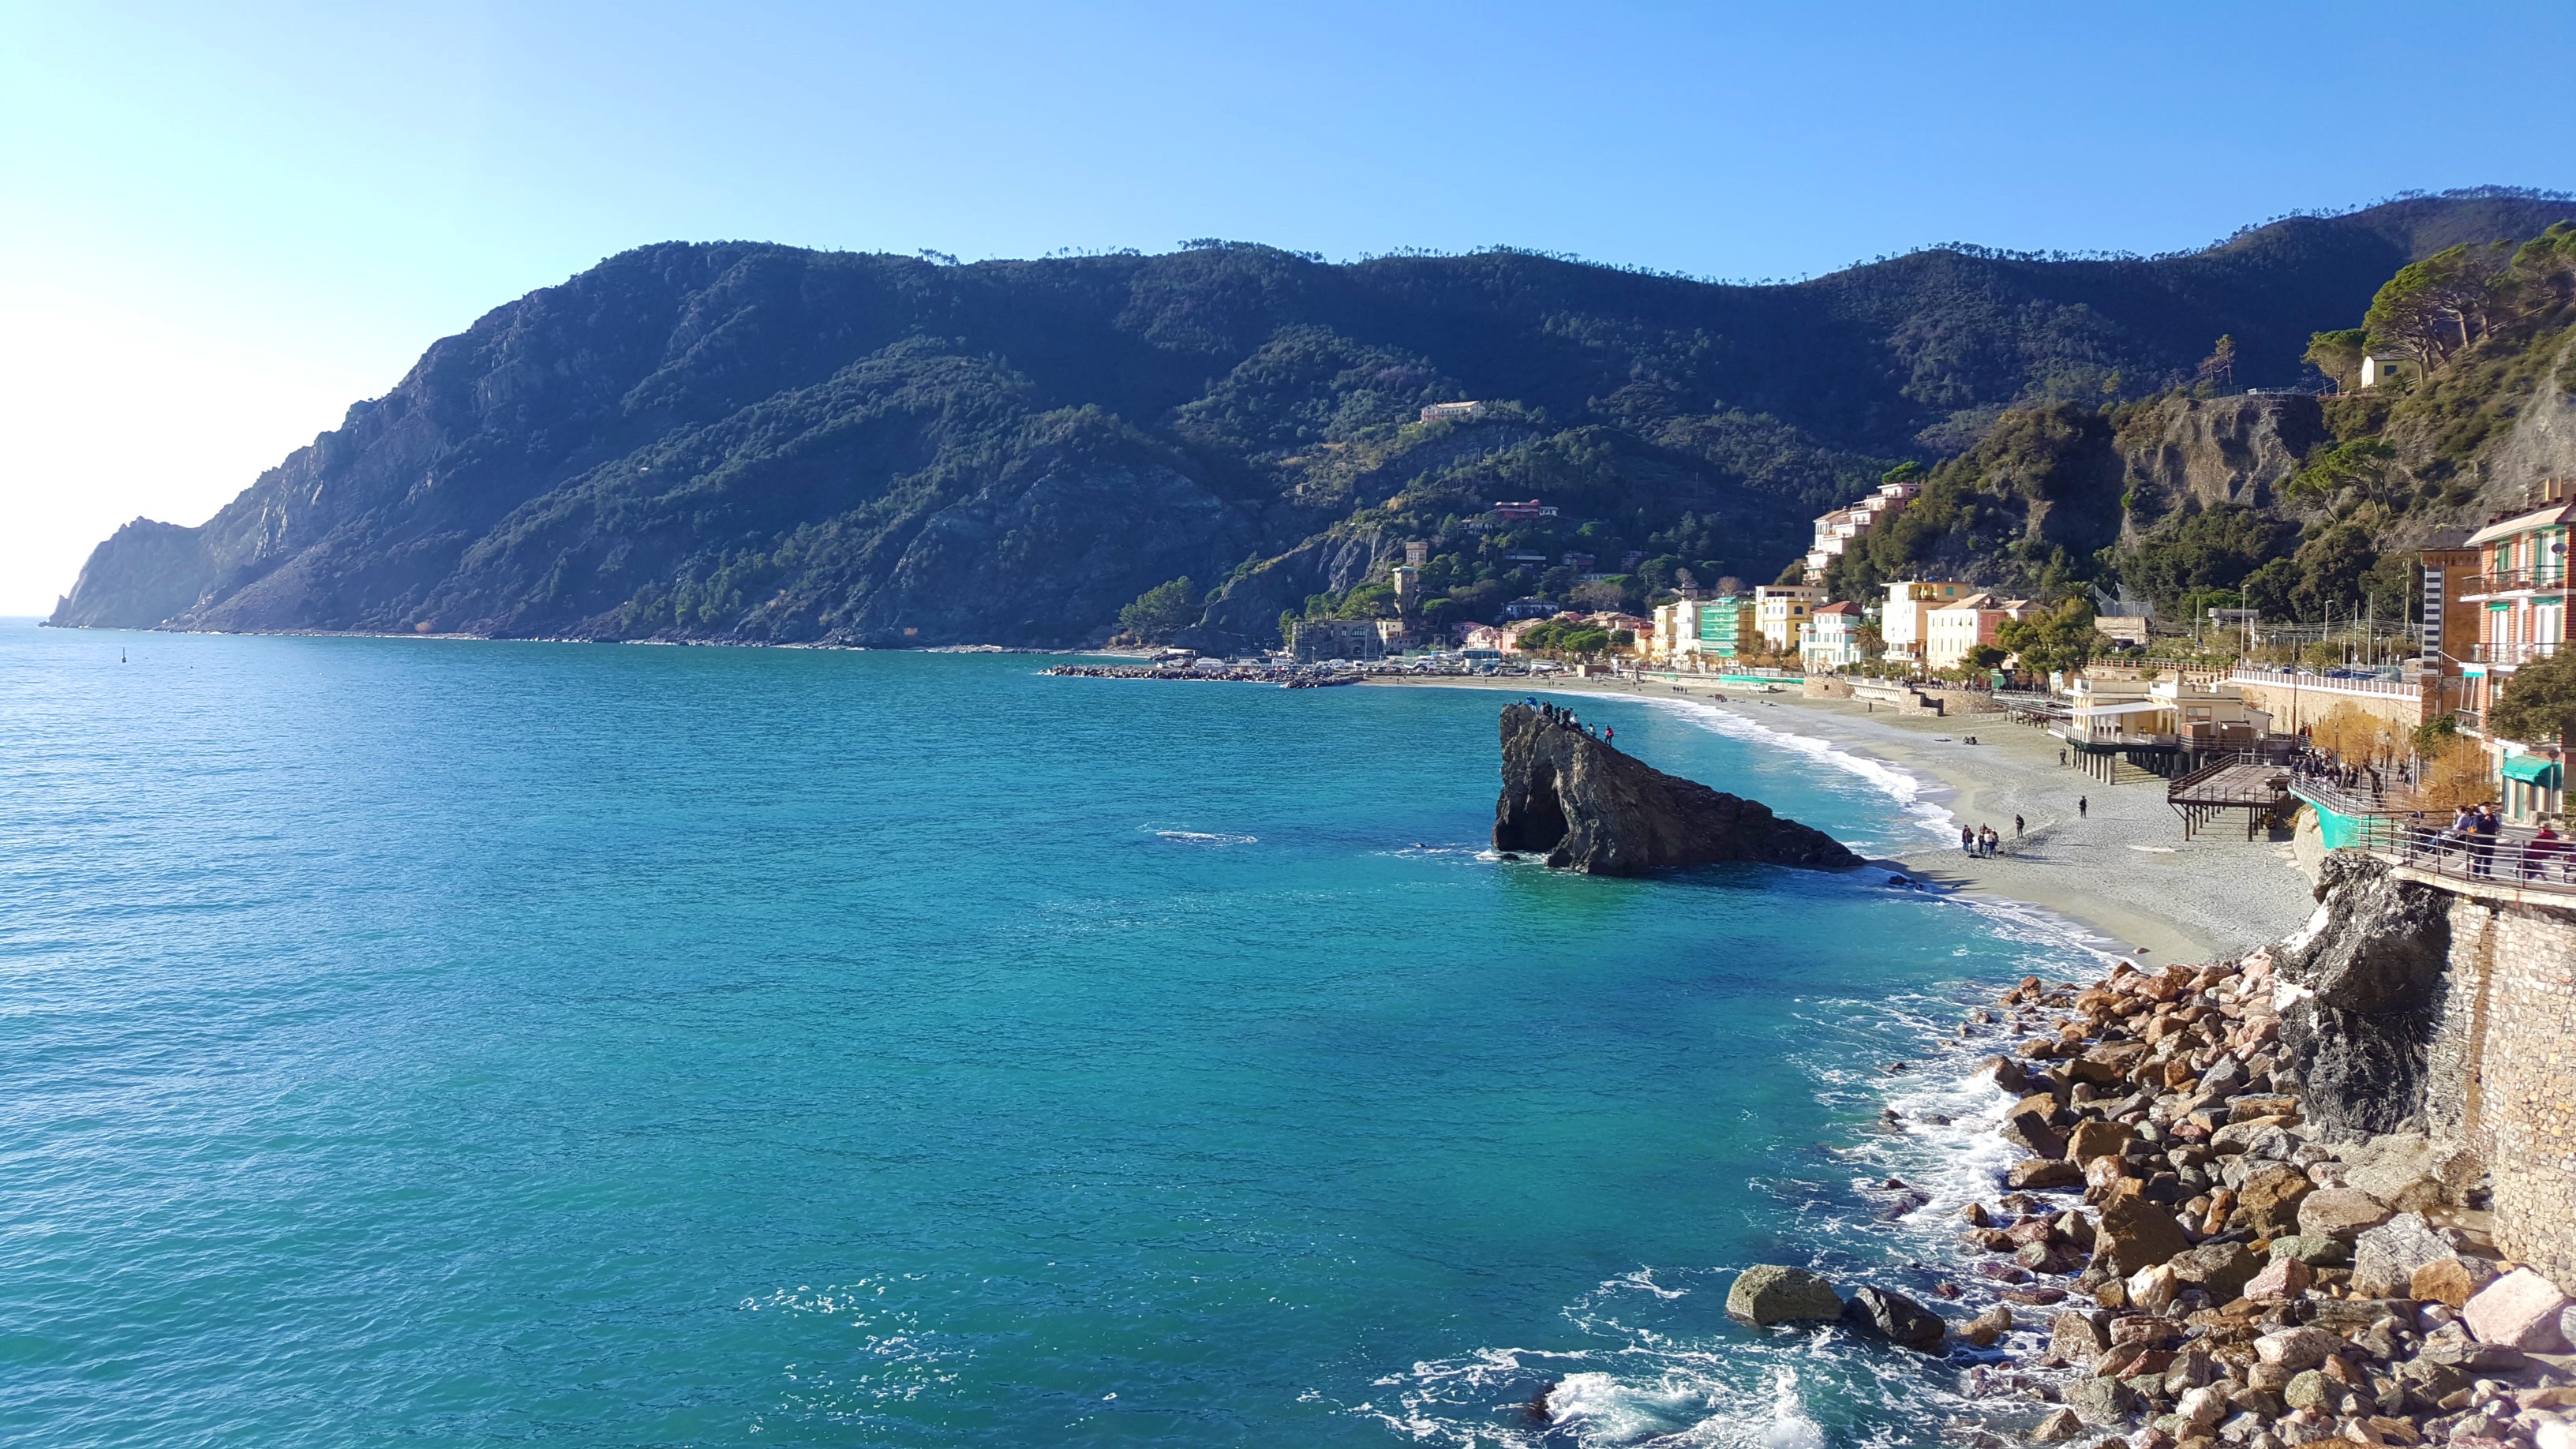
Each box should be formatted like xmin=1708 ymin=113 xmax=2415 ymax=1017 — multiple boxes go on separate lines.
xmin=2461 ymin=568 xmax=2569 ymax=596
xmin=2349 ymin=817 xmax=2576 ymax=900
xmin=2469 ymin=640 xmax=2563 ymax=666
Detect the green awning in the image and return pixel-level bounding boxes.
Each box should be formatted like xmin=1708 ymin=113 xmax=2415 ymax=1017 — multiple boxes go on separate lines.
xmin=2499 ymin=753 xmax=2561 ymax=787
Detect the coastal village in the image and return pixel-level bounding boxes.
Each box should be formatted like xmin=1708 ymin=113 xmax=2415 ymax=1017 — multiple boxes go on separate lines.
xmin=1064 ymin=440 xmax=2576 ymax=1449
xmin=1237 ymin=442 xmax=2570 ymax=844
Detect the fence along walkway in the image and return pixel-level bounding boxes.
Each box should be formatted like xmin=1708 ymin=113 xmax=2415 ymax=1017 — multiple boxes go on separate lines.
xmin=2349 ymin=816 xmax=2576 ymax=904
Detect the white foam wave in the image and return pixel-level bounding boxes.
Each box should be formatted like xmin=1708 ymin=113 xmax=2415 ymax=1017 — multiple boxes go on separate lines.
xmin=1144 ymin=828 xmax=1259 ymax=845
xmin=1612 ymin=694 xmax=1960 ymax=849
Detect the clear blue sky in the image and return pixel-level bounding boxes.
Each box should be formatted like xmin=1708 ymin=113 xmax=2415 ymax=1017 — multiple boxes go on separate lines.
xmin=4 ymin=0 xmax=2571 ymax=612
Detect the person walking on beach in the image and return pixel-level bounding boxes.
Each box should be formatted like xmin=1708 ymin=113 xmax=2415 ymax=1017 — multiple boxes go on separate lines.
xmin=2077 ymin=796 xmax=2087 ymax=818
xmin=2013 ymin=814 xmax=2024 ymax=841
xmin=1960 ymin=826 xmax=1975 ymax=856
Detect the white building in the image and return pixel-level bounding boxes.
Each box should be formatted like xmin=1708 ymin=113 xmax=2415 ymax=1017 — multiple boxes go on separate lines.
xmin=1804 ymin=480 xmax=1920 ymax=582
xmin=1880 ymin=580 xmax=1971 ymax=664
xmin=1798 ymin=601 xmax=1868 ymax=672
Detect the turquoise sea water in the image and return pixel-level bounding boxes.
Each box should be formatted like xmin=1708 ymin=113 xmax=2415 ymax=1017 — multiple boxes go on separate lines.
xmin=0 ymin=625 xmax=2097 ymax=1447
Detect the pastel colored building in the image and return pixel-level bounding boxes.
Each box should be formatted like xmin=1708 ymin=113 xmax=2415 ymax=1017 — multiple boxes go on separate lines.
xmin=1803 ymin=480 xmax=1919 ymax=583
xmin=1923 ymin=592 xmax=2032 ymax=671
xmin=1797 ymin=601 xmax=1868 ymax=672
xmin=1754 ymin=585 xmax=1825 ymax=650
xmin=1880 ymin=580 xmax=1971 ymax=665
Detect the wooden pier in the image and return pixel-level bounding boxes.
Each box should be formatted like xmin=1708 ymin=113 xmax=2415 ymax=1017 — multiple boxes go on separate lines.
xmin=2167 ymin=754 xmax=2293 ymax=841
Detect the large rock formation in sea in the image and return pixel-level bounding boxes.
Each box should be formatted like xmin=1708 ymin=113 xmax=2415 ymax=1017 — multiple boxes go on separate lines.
xmin=1491 ymin=703 xmax=1861 ymax=875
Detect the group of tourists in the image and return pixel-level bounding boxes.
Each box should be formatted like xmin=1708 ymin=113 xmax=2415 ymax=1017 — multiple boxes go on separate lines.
xmin=1527 ymin=698 xmax=1613 ymax=747
xmin=2294 ymin=749 xmax=2397 ymax=801
xmin=1960 ymin=823 xmax=2004 ymax=858
xmin=2407 ymin=802 xmax=2572 ymax=882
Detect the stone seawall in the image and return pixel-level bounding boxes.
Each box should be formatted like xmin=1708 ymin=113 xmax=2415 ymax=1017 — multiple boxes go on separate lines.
xmin=2427 ymin=897 xmax=2576 ymax=1289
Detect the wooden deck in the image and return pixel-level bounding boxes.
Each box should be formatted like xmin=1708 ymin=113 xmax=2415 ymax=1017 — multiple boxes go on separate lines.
xmin=2168 ymin=757 xmax=2293 ymax=841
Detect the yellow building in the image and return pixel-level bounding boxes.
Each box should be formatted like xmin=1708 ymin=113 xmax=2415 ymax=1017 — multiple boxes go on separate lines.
xmin=1754 ymin=585 xmax=1824 ymax=651
xmin=1880 ymin=580 xmax=1971 ymax=664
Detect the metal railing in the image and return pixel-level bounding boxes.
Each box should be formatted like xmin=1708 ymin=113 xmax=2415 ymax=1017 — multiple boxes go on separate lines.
xmin=2288 ymin=769 xmax=2430 ymax=820
xmin=2351 ymin=816 xmax=2576 ymax=898
xmin=2227 ymin=665 xmax=2424 ymax=700
xmin=2469 ymin=640 xmax=2563 ymax=665
xmin=2460 ymin=569 xmax=2569 ymax=597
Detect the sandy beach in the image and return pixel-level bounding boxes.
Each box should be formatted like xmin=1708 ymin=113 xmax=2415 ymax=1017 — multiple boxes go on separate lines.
xmin=1367 ymin=672 xmax=2319 ymax=966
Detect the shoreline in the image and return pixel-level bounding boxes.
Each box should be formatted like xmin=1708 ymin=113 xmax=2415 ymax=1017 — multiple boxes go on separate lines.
xmin=1363 ymin=672 xmax=2317 ymax=967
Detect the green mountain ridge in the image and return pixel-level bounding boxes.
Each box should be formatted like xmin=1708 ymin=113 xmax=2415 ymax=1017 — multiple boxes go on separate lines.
xmin=48 ymin=189 xmax=2576 ymax=650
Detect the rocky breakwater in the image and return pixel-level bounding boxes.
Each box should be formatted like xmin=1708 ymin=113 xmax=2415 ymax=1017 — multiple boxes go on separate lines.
xmin=1946 ymin=949 xmax=2576 ymax=1449
xmin=1491 ymin=702 xmax=1862 ymax=876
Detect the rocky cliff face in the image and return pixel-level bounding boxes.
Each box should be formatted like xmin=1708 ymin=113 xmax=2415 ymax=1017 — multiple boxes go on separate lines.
xmin=2115 ymin=395 xmax=2329 ymax=529
xmin=1491 ymin=703 xmax=1861 ymax=875
xmin=2273 ymin=852 xmax=2454 ymax=1136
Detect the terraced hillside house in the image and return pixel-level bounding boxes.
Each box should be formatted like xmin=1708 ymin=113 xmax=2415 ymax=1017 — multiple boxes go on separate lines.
xmin=1803 ymin=479 xmax=1919 ymax=583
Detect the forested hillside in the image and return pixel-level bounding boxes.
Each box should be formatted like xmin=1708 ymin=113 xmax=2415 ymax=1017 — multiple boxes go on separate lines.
xmin=1824 ymin=222 xmax=2576 ymax=630
xmin=50 ymin=190 xmax=2576 ymax=650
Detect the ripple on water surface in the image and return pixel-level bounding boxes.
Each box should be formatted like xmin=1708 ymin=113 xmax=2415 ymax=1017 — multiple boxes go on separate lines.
xmin=0 ymin=632 xmax=2106 ymax=1447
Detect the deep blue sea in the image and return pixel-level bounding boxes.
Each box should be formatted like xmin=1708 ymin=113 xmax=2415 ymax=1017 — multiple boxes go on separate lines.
xmin=0 ymin=625 xmax=2102 ymax=1447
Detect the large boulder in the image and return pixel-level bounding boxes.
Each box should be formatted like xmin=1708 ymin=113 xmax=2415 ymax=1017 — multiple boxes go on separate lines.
xmin=2049 ymin=1309 xmax=2110 ymax=1363
xmin=2234 ymin=1163 xmax=2315 ymax=1236
xmin=1725 ymin=1265 xmax=1843 ymax=1326
xmin=2462 ymin=1268 xmax=2574 ymax=1352
xmin=2098 ymin=1183 xmax=2193 ymax=1275
xmin=1840 ymin=1286 xmax=1946 ymax=1350
xmin=1492 ymin=705 xmax=1862 ymax=874
xmin=2351 ymin=1212 xmax=2463 ymax=1298
xmin=2001 ymin=1099 xmax=2069 ymax=1158
xmin=2253 ymin=1326 xmax=2338 ymax=1372
xmin=2341 ymin=1133 xmax=2483 ymax=1211
xmin=2271 ymin=853 xmax=2451 ymax=1134
xmin=2065 ymin=1376 xmax=2137 ymax=1427
xmin=2065 ymin=1118 xmax=2132 ymax=1163
xmin=2411 ymin=1255 xmax=2501 ymax=1309
xmin=2296 ymin=1186 xmax=2393 ymax=1239
xmin=2166 ymin=1241 xmax=2261 ymax=1302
